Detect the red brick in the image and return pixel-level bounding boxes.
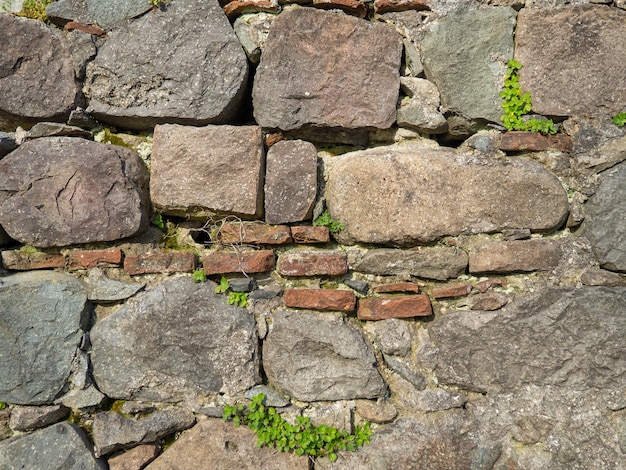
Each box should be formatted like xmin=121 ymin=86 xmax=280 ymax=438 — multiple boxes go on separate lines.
xmin=1 ymin=250 xmax=66 ymax=270
xmin=469 ymin=239 xmax=562 ymax=274
xmin=374 ymin=0 xmax=430 ymax=14
xmin=291 ymin=226 xmax=330 ymax=244
xmin=432 ymin=283 xmax=472 ymax=299
xmin=68 ymin=248 xmax=123 ymax=269
xmin=277 ymin=250 xmax=348 ymax=276
xmin=499 ymin=131 xmax=573 ymax=153
xmin=357 ymin=295 xmax=432 ymax=320
xmin=373 ymin=282 xmax=420 ymax=294
xmin=203 ymin=250 xmax=275 ymax=275
xmin=474 ymin=278 xmax=508 ymax=293
xmin=284 ymin=288 xmax=356 ymax=312
xmin=220 ymin=223 xmax=292 ymax=245
xmin=223 ymin=0 xmax=280 ymax=19
xmin=124 ymin=252 xmax=196 ymax=275
xmin=313 ymin=0 xmax=368 ymax=17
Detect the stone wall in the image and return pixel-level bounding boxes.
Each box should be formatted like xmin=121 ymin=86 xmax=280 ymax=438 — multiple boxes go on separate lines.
xmin=1 ymin=0 xmax=625 ymax=469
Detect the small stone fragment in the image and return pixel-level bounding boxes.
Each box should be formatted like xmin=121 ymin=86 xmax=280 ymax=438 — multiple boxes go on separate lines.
xmin=432 ymin=283 xmax=472 ymax=299
xmin=580 ymin=269 xmax=626 ymax=287
xmin=304 ymin=402 xmax=353 ymax=433
xmin=22 ymin=122 xmax=92 ymax=141
xmin=344 ymin=279 xmax=369 ymax=294
xmin=108 ymin=444 xmax=160 ymax=470
xmin=397 ymin=77 xmax=448 ymax=134
xmin=228 ymin=278 xmax=257 ymax=293
xmin=245 ymin=385 xmax=290 ymax=407
xmin=373 ymin=282 xmax=420 ymax=293
xmin=474 ymin=278 xmax=507 ymax=293
xmin=365 ymin=318 xmax=412 ymax=356
xmin=223 ymin=0 xmax=280 ymax=19
xmin=312 ymin=0 xmax=367 ymax=17
xmin=383 ymin=354 xmax=427 ymax=390
xmin=87 ymin=268 xmax=145 ymax=302
xmin=467 ymin=292 xmax=510 ymax=311
xmin=502 ymin=228 xmax=531 ymax=241
xmin=290 ymin=226 xmax=330 ymax=243
xmin=9 ymin=405 xmax=69 ymax=432
xmin=59 ymin=385 xmax=107 ymax=410
xmin=358 ymin=296 xmax=433 ymax=320
xmin=355 ymin=400 xmax=397 ymax=424
xmin=374 ymin=0 xmax=430 ymax=13
xmin=233 ymin=13 xmax=276 ymax=64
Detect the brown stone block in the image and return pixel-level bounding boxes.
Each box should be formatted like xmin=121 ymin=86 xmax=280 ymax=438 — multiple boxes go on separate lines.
xmin=220 ymin=223 xmax=292 ymax=245
xmin=277 ymin=250 xmax=348 ymax=276
xmin=469 ymin=239 xmax=562 ymax=274
xmin=124 ymin=252 xmax=196 ymax=275
xmin=291 ymin=226 xmax=330 ymax=244
xmin=467 ymin=292 xmax=510 ymax=311
xmin=203 ymin=250 xmax=275 ymax=275
xmin=432 ymin=283 xmax=472 ymax=299
xmin=108 ymin=444 xmax=160 ymax=470
xmin=1 ymin=250 xmax=66 ymax=271
xmin=373 ymin=282 xmax=420 ymax=294
xmin=499 ymin=131 xmax=573 ymax=153
xmin=474 ymin=278 xmax=507 ymax=293
xmin=374 ymin=0 xmax=430 ymax=14
xmin=223 ymin=0 xmax=280 ymax=19
xmin=313 ymin=0 xmax=367 ymax=17
xmin=284 ymin=288 xmax=356 ymax=312
xmin=358 ymin=295 xmax=432 ymax=320
xmin=69 ymin=248 xmax=123 ymax=269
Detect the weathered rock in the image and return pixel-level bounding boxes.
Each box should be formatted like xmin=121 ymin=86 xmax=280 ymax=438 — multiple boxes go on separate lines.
xmin=365 ymin=318 xmax=412 ymax=356
xmin=87 ymin=268 xmax=145 ymax=302
xmin=264 ymin=139 xmax=317 ymax=224
xmin=373 ymin=281 xmax=419 ymax=293
xmin=351 ymin=246 xmax=468 ymax=280
xmin=0 ymin=137 xmax=150 ymax=247
xmin=290 ymin=226 xmax=330 ymax=243
xmin=564 ymin=116 xmax=626 ymax=174
xmin=0 ymin=16 xmax=81 ymax=130
xmin=244 ymin=385 xmax=290 ymax=407
xmin=45 ymin=0 xmax=94 ymax=26
xmin=145 ymin=418 xmax=309 ymax=470
xmin=0 ymin=272 xmax=88 ymax=405
xmin=499 ymin=131 xmax=573 ymax=153
xmin=358 ymin=296 xmax=432 ymax=321
xmin=1 ymin=250 xmax=67 ymax=270
xmin=429 ymin=287 xmax=626 ymax=394
xmin=324 ymin=144 xmax=569 ymax=245
xmin=69 ymin=248 xmax=123 ymax=269
xmin=469 ymin=239 xmax=563 ymax=274
xmin=85 ymin=0 xmax=151 ymax=30
xmin=90 ymin=276 xmax=260 ymax=402
xmin=221 ymin=222 xmax=292 ymax=245
xmin=283 ymin=288 xmax=356 ymax=312
xmin=107 ymin=444 xmax=160 ymax=470
xmin=420 ymin=7 xmax=516 ymax=123
xmin=0 ymin=132 xmax=17 ymax=158
xmin=277 ymin=250 xmax=347 ymax=276
xmin=8 ymin=405 xmax=69 ymax=432
xmin=354 ymin=399 xmax=397 ymax=424
xmin=303 ymin=402 xmax=353 ymax=432
xmin=20 ymin=122 xmax=92 ymax=141
xmin=0 ymin=422 xmax=106 ymax=469
xmin=580 ymin=268 xmax=626 ymax=287
xmin=583 ymin=162 xmax=626 ymax=272
xmin=123 ymin=252 xmax=196 ymax=275
xmin=84 ymin=0 xmax=248 ymax=129
xmin=432 ymin=282 xmax=472 ymax=299
xmin=396 ymin=77 xmax=448 ymax=134
xmin=65 ymin=30 xmax=97 ymax=80
xmin=253 ymin=7 xmax=402 ymax=135
xmin=93 ymin=408 xmax=195 ymax=457
xmin=233 ymin=12 xmax=276 ymax=63
xmin=150 ymin=124 xmax=264 ymax=219
xmin=466 ymin=291 xmax=510 ymax=310
xmin=59 ymin=384 xmax=107 ymax=409
xmin=383 ymin=354 xmax=427 ymax=390
xmin=515 ymin=5 xmax=626 ymax=117
xmin=264 ymin=309 xmax=386 ymax=401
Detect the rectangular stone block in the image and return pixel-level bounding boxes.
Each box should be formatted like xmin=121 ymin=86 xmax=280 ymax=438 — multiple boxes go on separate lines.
xmin=432 ymin=283 xmax=472 ymax=299
xmin=68 ymin=248 xmax=123 ymax=269
xmin=220 ymin=223 xmax=292 ymax=245
xmin=290 ymin=226 xmax=330 ymax=244
xmin=357 ymin=295 xmax=433 ymax=320
xmin=499 ymin=131 xmax=573 ymax=153
xmin=124 ymin=252 xmax=196 ymax=275
xmin=277 ymin=250 xmax=348 ymax=276
xmin=373 ymin=282 xmax=420 ymax=294
xmin=202 ymin=250 xmax=275 ymax=275
xmin=1 ymin=250 xmax=66 ymax=270
xmin=469 ymin=239 xmax=562 ymax=274
xmin=284 ymin=288 xmax=356 ymax=312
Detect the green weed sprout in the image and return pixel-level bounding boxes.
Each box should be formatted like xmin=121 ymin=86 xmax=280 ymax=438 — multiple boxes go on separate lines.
xmin=215 ymin=276 xmax=248 ymax=307
xmin=313 ymin=210 xmax=344 ymax=234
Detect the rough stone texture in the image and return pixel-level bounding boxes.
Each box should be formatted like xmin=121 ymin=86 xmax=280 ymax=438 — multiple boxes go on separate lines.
xmin=358 ymin=296 xmax=432 ymax=320
xmin=515 ymin=5 xmax=626 ymax=118
xmin=304 ymin=402 xmax=354 ymax=432
xmin=290 ymin=226 xmax=330 ymax=243
xmin=69 ymin=248 xmax=123 ymax=269
xmin=373 ymin=281 xmax=419 ymax=293
xmin=93 ymin=408 xmax=195 ymax=457
xmin=233 ymin=12 xmax=276 ymax=64
xmin=0 ymin=272 xmax=87 ymax=405
xmin=87 ymin=268 xmax=145 ymax=302
xmin=351 ymin=246 xmax=468 ymax=280
xmin=383 ymin=354 xmax=427 ymax=390
xmin=0 ymin=132 xmax=17 ymax=158
xmin=85 ymin=0 xmax=151 ymax=30
xmin=0 ymin=15 xmax=81 ymax=130
xmin=145 ymin=418 xmax=309 ymax=470
xmin=90 ymin=276 xmax=260 ymax=402
xmin=150 ymin=124 xmax=264 ymax=219
xmin=123 ymin=252 xmax=196 ymax=275
xmin=499 ymin=131 xmax=573 ymax=153
xmin=580 ymin=268 xmax=626 ymax=287
xmin=429 ymin=287 xmax=626 ymax=394
xmin=375 ymin=0 xmax=430 ymax=13
xmin=253 ymin=7 xmax=402 ymax=133
xmin=364 ymin=318 xmax=412 ymax=356
xmin=0 ymin=137 xmax=150 ymax=247
xmin=431 ymin=283 xmax=472 ymax=298
xmin=59 ymin=384 xmax=107 ymax=409
xmin=221 ymin=223 xmax=292 ymax=245
xmin=264 ymin=309 xmax=386 ymax=401
xmin=469 ymin=239 xmax=563 ymax=274
xmin=283 ymin=288 xmax=357 ymax=312
xmin=202 ymin=250 xmax=275 ymax=275
xmin=83 ymin=0 xmax=248 ymax=129
xmin=277 ymin=250 xmax=347 ymax=276
xmin=244 ymin=385 xmax=290 ymax=407
xmin=1 ymin=250 xmax=67 ymax=270
xmin=420 ymin=7 xmax=516 ymax=123
xmin=564 ymin=116 xmax=626 ymax=174
xmin=224 ymin=0 xmax=281 ymax=19
xmin=0 ymin=422 xmax=106 ymax=470
xmin=9 ymin=405 xmax=69 ymax=432
xmin=45 ymin=0 xmax=95 ymax=26
xmin=107 ymin=444 xmax=160 ymax=470
xmin=265 ymin=140 xmax=318 ymax=224
xmin=354 ymin=399 xmax=397 ymax=424
xmin=325 ymin=144 xmax=569 ymax=245
xmin=584 ymin=162 xmax=626 ymax=271
xmin=396 ymin=77 xmax=448 ymax=134
xmin=466 ymin=291 xmax=510 ymax=311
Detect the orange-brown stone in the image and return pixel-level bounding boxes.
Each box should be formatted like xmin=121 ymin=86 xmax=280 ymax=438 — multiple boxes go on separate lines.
xmin=374 ymin=0 xmax=430 ymax=14
xmin=124 ymin=252 xmax=196 ymax=275
xmin=358 ymin=295 xmax=432 ymax=320
xmin=69 ymin=248 xmax=123 ymax=269
xmin=277 ymin=250 xmax=348 ymax=276
xmin=373 ymin=282 xmax=420 ymax=294
xmin=432 ymin=283 xmax=472 ymax=299
xmin=499 ymin=131 xmax=573 ymax=153
xmin=284 ymin=288 xmax=356 ymax=312
xmin=203 ymin=250 xmax=275 ymax=275
xmin=313 ymin=0 xmax=367 ymax=17
xmin=220 ymin=223 xmax=292 ymax=245
xmin=290 ymin=226 xmax=330 ymax=244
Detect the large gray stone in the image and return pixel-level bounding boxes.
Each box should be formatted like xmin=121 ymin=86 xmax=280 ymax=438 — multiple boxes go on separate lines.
xmin=564 ymin=116 xmax=626 ymax=174
xmin=92 ymin=408 xmax=195 ymax=457
xmin=0 ymin=272 xmax=88 ymax=405
xmin=0 ymin=137 xmax=150 ymax=247
xmin=420 ymin=7 xmax=516 ymax=123
xmin=86 ymin=0 xmax=151 ymax=30
xmin=351 ymin=246 xmax=468 ymax=280
xmin=324 ymin=143 xmax=569 ymax=245
xmin=428 ymin=287 xmax=626 ymax=394
xmin=84 ymin=0 xmax=248 ymax=129
xmin=45 ymin=0 xmax=94 ymax=26
xmin=263 ymin=309 xmax=386 ymax=401
xmin=0 ymin=15 xmax=81 ymax=131
xmin=515 ymin=5 xmax=626 ymax=117
xmin=90 ymin=276 xmax=260 ymax=402
xmin=253 ymin=7 xmax=402 ymax=133
xmin=584 ymin=162 xmax=626 ymax=272
xmin=150 ymin=124 xmax=264 ymax=219
xmin=0 ymin=422 xmax=106 ymax=470
xmin=145 ymin=418 xmax=309 ymax=470
xmin=264 ymin=139 xmax=317 ymax=224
